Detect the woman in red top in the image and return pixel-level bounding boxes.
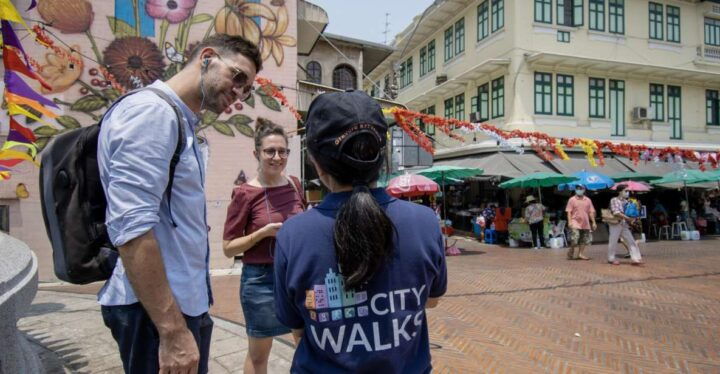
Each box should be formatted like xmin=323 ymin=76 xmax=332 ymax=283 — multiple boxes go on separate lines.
xmin=223 ymin=117 xmax=304 ymax=373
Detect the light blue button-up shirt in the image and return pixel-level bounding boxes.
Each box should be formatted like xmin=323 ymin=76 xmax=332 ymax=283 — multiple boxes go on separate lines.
xmin=97 ymin=80 xmax=211 ymax=317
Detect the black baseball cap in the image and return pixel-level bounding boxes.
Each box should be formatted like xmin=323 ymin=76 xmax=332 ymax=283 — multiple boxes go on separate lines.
xmin=305 ymin=90 xmax=387 ymax=171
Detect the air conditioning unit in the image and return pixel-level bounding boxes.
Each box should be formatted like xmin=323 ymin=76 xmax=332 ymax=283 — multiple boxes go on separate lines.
xmin=469 ymin=112 xmax=482 ymax=123
xmin=631 ymin=107 xmax=649 ymax=123
xmin=436 ymin=74 xmax=448 ymax=85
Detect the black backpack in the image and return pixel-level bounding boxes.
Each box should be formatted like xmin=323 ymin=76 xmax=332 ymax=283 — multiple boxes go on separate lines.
xmin=39 ymin=87 xmax=186 ymax=284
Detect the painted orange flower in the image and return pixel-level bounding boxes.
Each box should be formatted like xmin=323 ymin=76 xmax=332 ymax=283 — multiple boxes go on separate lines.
xmin=214 ymin=0 xmax=276 ymax=46
xmin=259 ymin=5 xmax=296 ymax=66
xmin=39 ymin=45 xmax=84 ymax=93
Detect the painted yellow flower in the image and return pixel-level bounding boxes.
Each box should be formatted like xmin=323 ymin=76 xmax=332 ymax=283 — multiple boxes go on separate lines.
xmin=39 ymin=45 xmax=84 ymax=94
xmin=214 ymin=0 xmax=276 ymax=46
xmin=259 ymin=5 xmax=296 ymax=66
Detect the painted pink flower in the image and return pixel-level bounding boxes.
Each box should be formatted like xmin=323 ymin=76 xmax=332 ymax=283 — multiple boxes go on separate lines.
xmin=146 ymin=0 xmax=197 ymax=24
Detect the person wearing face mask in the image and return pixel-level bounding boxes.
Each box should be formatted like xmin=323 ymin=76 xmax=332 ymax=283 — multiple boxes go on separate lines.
xmin=565 ymin=185 xmax=597 ymax=260
xmin=607 ymin=185 xmax=643 ymax=266
xmin=222 ymin=117 xmax=306 ymax=373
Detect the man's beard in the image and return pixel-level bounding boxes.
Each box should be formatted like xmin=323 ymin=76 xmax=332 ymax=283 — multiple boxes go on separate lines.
xmin=203 ymin=83 xmax=230 ymax=114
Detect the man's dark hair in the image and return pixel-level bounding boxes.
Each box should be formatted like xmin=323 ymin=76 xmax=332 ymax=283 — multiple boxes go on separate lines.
xmin=186 ymin=33 xmax=262 ymax=72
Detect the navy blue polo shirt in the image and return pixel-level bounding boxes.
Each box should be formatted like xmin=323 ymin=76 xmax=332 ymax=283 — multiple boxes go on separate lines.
xmin=274 ymin=189 xmax=447 ymax=374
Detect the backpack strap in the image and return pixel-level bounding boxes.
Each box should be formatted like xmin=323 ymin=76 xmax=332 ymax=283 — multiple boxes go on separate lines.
xmin=287 ymin=175 xmax=307 ymax=209
xmin=101 ymin=87 xmax=187 ymax=227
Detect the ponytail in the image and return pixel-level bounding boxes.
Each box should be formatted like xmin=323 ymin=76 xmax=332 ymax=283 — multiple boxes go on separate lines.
xmin=334 ymin=184 xmax=394 ymax=289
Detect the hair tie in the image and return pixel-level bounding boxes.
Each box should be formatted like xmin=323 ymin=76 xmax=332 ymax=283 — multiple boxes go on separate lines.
xmin=352 ymin=182 xmax=370 ymax=194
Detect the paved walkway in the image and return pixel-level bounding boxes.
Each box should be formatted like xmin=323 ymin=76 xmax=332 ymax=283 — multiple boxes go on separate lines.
xmin=22 ymin=237 xmax=720 ymax=373
xmin=18 ymin=291 xmax=293 ymax=373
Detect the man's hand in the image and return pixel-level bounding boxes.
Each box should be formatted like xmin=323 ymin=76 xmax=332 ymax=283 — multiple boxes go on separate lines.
xmin=591 ymin=222 xmax=597 ymax=232
xmin=159 ymin=328 xmax=200 ymax=374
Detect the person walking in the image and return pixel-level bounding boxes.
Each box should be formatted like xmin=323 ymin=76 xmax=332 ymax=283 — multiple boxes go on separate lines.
xmin=523 ymin=195 xmax=546 ymax=250
xmin=223 ymin=118 xmax=305 ymax=374
xmin=273 ymin=90 xmax=448 ymax=373
xmin=607 ymin=185 xmax=643 ymax=266
xmin=97 ymin=34 xmax=262 ymax=373
xmin=565 ymin=185 xmax=597 ymax=260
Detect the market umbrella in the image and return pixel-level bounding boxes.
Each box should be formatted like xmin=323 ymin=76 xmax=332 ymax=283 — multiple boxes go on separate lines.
xmin=611 ymin=181 xmax=652 ymax=192
xmin=558 ymin=170 xmax=615 ymax=191
xmin=609 ymin=171 xmax=662 ymax=182
xmin=415 ymin=165 xmax=484 ymax=219
xmin=499 ymin=172 xmax=579 ymax=204
xmin=651 ymin=169 xmax=716 ymax=211
xmin=386 ymin=174 xmax=439 ymax=198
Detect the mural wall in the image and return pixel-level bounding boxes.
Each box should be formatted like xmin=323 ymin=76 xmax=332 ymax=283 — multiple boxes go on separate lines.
xmin=0 ymin=0 xmax=299 ymax=279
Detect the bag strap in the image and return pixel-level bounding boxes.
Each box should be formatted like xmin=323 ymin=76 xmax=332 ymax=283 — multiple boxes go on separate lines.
xmin=286 ymin=175 xmax=307 ymax=209
xmin=101 ymin=87 xmax=186 ymax=227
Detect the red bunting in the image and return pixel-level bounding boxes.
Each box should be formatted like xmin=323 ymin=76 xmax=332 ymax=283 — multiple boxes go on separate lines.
xmin=2 ymin=46 xmax=52 ymax=91
xmin=10 ymin=117 xmax=37 ymax=143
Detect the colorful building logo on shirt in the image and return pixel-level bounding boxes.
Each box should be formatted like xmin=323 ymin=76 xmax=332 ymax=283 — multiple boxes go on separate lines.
xmin=305 ymin=268 xmax=368 ymax=322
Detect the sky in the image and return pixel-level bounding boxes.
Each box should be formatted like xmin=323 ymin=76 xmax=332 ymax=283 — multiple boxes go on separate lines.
xmin=308 ymin=0 xmax=436 ymax=45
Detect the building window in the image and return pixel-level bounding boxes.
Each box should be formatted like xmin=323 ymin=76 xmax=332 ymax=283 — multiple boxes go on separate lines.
xmin=491 ymin=0 xmax=504 ymax=32
xmin=383 ymin=74 xmax=390 ymax=97
xmin=609 ymin=0 xmax=624 ymax=34
xmin=419 ymin=46 xmax=427 ymax=77
xmin=557 ymin=74 xmax=574 ymax=116
xmin=557 ymin=0 xmax=583 ymax=27
xmin=589 ymin=78 xmax=605 ymax=118
xmin=426 ymin=105 xmax=436 ymax=134
xmin=306 ymin=61 xmax=321 ymax=84
xmin=478 ymin=83 xmax=490 ymax=121
xmin=534 ymin=72 xmax=552 ymax=115
xmin=427 ymin=40 xmax=436 ymax=72
xmin=609 ymin=79 xmax=625 ymax=136
xmin=649 ymin=3 xmax=663 ymax=41
xmin=477 ymin=1 xmax=489 ymax=41
xmin=444 ymin=98 xmax=454 ymax=122
xmin=455 ymin=18 xmax=465 ymax=55
xmin=589 ymin=0 xmax=605 ymax=31
xmin=470 ymin=95 xmax=478 ymax=119
xmin=535 ymin=0 xmax=552 ymax=24
xmin=666 ymin=6 xmax=680 ymax=43
xmin=332 ymin=65 xmax=356 ymax=90
xmin=492 ymin=77 xmax=504 ymax=118
xmin=444 ymin=27 xmax=454 ymax=61
xmin=668 ymin=85 xmax=682 ymax=139
xmin=557 ymin=31 xmax=570 ymax=43
xmin=650 ymin=84 xmax=664 ymax=121
xmin=0 ymin=205 xmax=8 ymax=233
xmin=705 ymin=18 xmax=720 ymax=46
xmin=455 ymin=93 xmax=465 ymax=120
xmin=399 ymin=57 xmax=412 ymax=88
xmin=707 ymin=90 xmax=719 ymax=126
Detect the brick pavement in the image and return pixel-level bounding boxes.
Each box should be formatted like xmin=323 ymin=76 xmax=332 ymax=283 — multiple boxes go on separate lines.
xmin=34 ymin=237 xmax=720 ymax=373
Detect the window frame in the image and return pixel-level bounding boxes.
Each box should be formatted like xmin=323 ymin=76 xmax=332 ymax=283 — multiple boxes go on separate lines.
xmin=589 ymin=0 xmax=605 ymax=32
xmin=535 ymin=0 xmax=552 ymax=24
xmin=534 ymin=72 xmax=553 ymax=115
xmin=455 ymin=93 xmax=465 ymax=121
xmin=609 ymin=0 xmax=625 ymax=35
xmin=589 ymin=77 xmax=606 ymax=119
xmin=491 ymin=77 xmax=505 ymax=118
xmin=649 ymin=84 xmax=665 ymax=122
xmin=705 ymin=17 xmax=720 ymax=46
xmin=668 ymin=85 xmax=682 ymax=139
xmin=305 ymin=60 xmax=322 ymax=84
xmin=478 ymin=83 xmax=490 ymax=121
xmin=492 ymin=0 xmax=504 ymax=32
xmin=556 ymin=74 xmax=574 ymax=117
xmin=427 ymin=40 xmax=436 ymax=72
xmin=444 ymin=26 xmax=454 ymax=62
xmin=707 ymin=90 xmax=719 ymax=126
xmin=455 ymin=18 xmax=465 ymax=55
xmin=649 ymin=2 xmax=663 ymax=41
xmin=609 ymin=79 xmax=626 ymax=136
xmin=666 ymin=5 xmax=680 ymax=43
xmin=477 ymin=1 xmax=489 ymax=41
xmin=419 ymin=46 xmax=427 ymax=77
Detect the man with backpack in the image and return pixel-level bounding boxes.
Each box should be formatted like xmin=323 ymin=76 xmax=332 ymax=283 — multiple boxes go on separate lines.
xmin=607 ymin=185 xmax=643 ymax=266
xmin=96 ymin=34 xmax=262 ymax=373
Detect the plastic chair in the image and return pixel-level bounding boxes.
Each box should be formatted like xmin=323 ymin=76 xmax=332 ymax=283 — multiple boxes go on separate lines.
xmin=484 ymin=229 xmax=498 ymax=244
xmin=658 ymin=225 xmax=671 ymax=240
xmin=550 ymin=220 xmax=568 ymax=247
xmin=671 ymin=222 xmax=688 ymax=239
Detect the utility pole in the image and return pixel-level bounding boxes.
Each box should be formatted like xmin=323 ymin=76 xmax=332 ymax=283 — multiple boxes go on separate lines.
xmin=383 ymin=13 xmax=391 ymax=45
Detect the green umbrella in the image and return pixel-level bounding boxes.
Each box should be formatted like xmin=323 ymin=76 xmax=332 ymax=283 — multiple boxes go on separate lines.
xmin=499 ymin=172 xmax=579 ymax=204
xmin=651 ymin=170 xmax=718 ymax=210
xmin=609 ymin=171 xmax=662 ymax=182
xmin=415 ymin=165 xmax=484 ymax=220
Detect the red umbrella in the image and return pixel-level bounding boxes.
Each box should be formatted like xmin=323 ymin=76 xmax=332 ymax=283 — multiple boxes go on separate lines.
xmin=611 ymin=181 xmax=652 ymax=192
xmin=386 ymin=174 xmax=439 ymax=198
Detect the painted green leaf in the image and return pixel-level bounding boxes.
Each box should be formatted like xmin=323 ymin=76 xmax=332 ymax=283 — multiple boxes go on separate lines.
xmin=107 ymin=16 xmax=136 ymax=38
xmin=227 ymin=114 xmax=253 ymax=126
xmin=102 ymin=88 xmax=121 ymax=102
xmin=33 ymin=126 xmax=59 ymax=136
xmin=213 ymin=121 xmax=234 ymax=136
xmin=201 ymin=110 xmax=219 ymax=125
xmin=56 ymin=115 xmax=81 ymax=129
xmin=234 ymin=123 xmax=254 ymax=137
xmin=163 ymin=63 xmax=178 ymax=80
xmin=192 ymin=14 xmax=214 ymax=24
xmin=71 ymin=95 xmax=107 ymax=112
xmin=260 ymin=95 xmax=281 ymax=112
xmin=243 ymin=92 xmax=255 ymax=107
xmin=35 ymin=137 xmax=51 ymax=152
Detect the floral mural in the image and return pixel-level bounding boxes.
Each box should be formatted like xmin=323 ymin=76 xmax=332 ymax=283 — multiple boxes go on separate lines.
xmin=18 ymin=0 xmax=297 ymax=151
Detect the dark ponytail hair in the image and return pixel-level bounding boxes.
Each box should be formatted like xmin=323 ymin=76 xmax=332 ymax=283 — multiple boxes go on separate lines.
xmin=314 ymin=133 xmax=394 ymax=290
xmin=254 ymin=117 xmax=288 ymax=151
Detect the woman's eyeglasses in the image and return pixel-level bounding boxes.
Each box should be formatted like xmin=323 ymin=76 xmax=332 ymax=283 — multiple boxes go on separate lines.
xmin=262 ymin=148 xmax=290 ymax=158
